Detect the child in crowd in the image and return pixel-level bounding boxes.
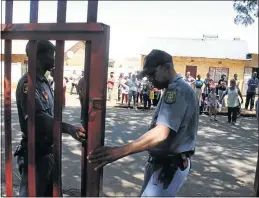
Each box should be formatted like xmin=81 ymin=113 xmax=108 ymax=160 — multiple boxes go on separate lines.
xmin=208 ymin=86 xmax=218 ymax=121
xmin=121 ymin=76 xmax=129 ymax=104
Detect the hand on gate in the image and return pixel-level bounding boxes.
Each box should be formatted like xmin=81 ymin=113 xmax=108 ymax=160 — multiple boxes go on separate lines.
xmin=72 ymin=127 xmax=86 ymax=143
xmin=87 ymin=146 xmax=127 ymax=171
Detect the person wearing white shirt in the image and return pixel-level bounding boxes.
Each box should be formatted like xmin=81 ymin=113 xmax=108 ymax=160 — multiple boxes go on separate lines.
xmin=126 ymin=74 xmax=138 ymax=109
xmin=220 ymin=79 xmax=243 ymax=125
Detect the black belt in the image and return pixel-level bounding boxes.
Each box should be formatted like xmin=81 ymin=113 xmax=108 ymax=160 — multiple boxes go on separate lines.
xmin=147 ymin=153 xmax=190 ymax=190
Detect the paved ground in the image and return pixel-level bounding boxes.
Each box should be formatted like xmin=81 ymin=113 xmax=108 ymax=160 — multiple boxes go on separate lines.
xmin=1 ymin=93 xmax=258 ymax=196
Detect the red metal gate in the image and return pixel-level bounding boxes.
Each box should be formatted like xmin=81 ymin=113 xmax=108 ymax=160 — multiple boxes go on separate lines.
xmin=2 ymin=0 xmax=109 ymax=196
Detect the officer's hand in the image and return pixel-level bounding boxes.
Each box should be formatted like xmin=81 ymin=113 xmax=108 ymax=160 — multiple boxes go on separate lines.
xmin=241 ymin=99 xmax=243 ymax=104
xmin=72 ymin=127 xmax=86 ymax=143
xmin=87 ymin=146 xmax=126 ymax=171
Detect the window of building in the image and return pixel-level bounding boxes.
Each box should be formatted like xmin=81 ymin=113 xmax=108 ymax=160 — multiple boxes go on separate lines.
xmin=209 ymin=67 xmax=229 ymax=84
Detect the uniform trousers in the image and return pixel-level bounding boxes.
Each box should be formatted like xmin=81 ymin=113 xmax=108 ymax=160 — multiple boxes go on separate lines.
xmin=17 ymin=153 xmax=60 ymax=197
xmin=140 ymin=158 xmax=190 ymax=197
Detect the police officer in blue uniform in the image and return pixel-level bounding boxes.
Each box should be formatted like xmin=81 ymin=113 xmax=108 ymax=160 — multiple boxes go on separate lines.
xmin=87 ymin=49 xmax=199 ymax=196
xmin=14 ymin=40 xmax=86 ymax=196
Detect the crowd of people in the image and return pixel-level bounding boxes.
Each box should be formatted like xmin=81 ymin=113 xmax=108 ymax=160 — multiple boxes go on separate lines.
xmin=184 ymin=71 xmax=258 ymax=124
xmin=47 ymin=69 xmax=84 ymax=107
xmin=107 ymin=71 xmax=162 ymax=110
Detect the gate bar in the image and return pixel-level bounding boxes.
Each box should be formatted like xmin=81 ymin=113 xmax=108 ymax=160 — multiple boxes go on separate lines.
xmin=53 ymin=0 xmax=67 ymax=196
xmin=4 ymin=0 xmax=14 ymax=196
xmin=87 ymin=1 xmax=98 ymax=23
xmin=81 ymin=41 xmax=91 ymax=196
xmin=86 ymin=33 xmax=110 ymax=197
xmin=81 ymin=2 xmax=99 ymax=195
xmin=27 ymin=0 xmax=39 ymax=196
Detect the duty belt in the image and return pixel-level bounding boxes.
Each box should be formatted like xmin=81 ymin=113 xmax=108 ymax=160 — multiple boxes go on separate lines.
xmin=148 ymin=153 xmax=190 ymax=190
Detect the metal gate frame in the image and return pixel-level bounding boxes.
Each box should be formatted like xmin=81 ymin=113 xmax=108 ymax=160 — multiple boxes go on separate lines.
xmin=2 ymin=0 xmax=109 ymax=196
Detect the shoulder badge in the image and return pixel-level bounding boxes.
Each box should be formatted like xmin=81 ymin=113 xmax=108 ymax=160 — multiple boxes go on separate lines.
xmin=43 ymin=91 xmax=49 ymax=100
xmin=164 ymin=90 xmax=176 ymax=104
xmin=23 ymin=83 xmax=28 ymax=94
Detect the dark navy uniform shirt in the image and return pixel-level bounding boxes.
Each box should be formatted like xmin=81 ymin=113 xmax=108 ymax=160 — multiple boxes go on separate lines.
xmin=16 ymin=72 xmax=76 ymax=153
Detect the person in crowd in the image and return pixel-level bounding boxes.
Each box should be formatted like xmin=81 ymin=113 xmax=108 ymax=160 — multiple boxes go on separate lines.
xmin=69 ymin=70 xmax=80 ymax=95
xmin=233 ymin=74 xmax=241 ymax=116
xmin=121 ymin=76 xmax=129 ymax=104
xmin=208 ymin=86 xmax=218 ymax=121
xmin=137 ymin=80 xmax=143 ymax=105
xmin=203 ymin=73 xmax=212 ymax=98
xmin=184 ymin=71 xmax=196 ymax=87
xmin=220 ymin=79 xmax=243 ymax=125
xmin=245 ymin=72 xmax=258 ymax=111
xmin=142 ymin=84 xmax=151 ymax=110
xmin=152 ymin=87 xmax=161 ymax=107
xmin=234 ymin=74 xmax=240 ymax=89
xmin=202 ymin=73 xmax=213 ymax=112
xmin=217 ymin=74 xmax=228 ymax=107
xmin=118 ymin=73 xmax=124 ymax=102
xmin=194 ymin=75 xmax=203 ymax=113
xmin=107 ymin=72 xmax=115 ymax=101
xmin=126 ymin=74 xmax=138 ymax=109
xmin=62 ymin=77 xmax=69 ymax=107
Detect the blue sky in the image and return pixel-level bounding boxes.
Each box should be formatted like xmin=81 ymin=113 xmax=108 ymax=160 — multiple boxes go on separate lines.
xmin=1 ymin=1 xmax=258 ymax=59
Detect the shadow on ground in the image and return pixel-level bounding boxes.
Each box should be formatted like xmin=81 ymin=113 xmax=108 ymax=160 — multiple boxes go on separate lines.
xmin=1 ymin=99 xmax=258 ymax=196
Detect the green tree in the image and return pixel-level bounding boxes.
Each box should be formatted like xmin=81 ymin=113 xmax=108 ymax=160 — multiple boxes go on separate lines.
xmin=233 ymin=0 xmax=258 ymax=26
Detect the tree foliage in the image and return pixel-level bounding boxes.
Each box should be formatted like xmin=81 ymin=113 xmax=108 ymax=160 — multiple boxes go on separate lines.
xmin=233 ymin=0 xmax=258 ymax=26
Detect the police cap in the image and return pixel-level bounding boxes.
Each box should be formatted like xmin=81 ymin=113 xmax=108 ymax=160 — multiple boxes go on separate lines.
xmin=137 ymin=49 xmax=172 ymax=79
xmin=25 ymin=40 xmax=55 ymax=57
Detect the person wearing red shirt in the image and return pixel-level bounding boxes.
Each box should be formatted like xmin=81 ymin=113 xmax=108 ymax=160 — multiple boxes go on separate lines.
xmin=107 ymin=72 xmax=115 ymax=101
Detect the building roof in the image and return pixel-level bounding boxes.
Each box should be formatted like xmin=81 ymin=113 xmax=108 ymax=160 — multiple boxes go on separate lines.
xmin=139 ymin=37 xmax=250 ymax=60
xmin=1 ymin=40 xmax=78 ymax=55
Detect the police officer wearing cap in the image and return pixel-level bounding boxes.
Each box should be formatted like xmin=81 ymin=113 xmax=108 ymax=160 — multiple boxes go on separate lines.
xmin=15 ymin=40 xmax=86 ymax=196
xmin=87 ymin=49 xmax=198 ymax=196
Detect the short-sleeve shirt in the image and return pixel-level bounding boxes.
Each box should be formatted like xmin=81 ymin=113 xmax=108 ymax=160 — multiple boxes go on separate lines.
xmin=224 ymin=87 xmax=239 ymax=107
xmin=128 ymin=78 xmax=138 ymax=92
xmin=195 ymin=80 xmax=203 ymax=89
xmin=247 ymin=77 xmax=259 ymax=93
xmin=148 ymin=74 xmax=199 ymax=156
xmin=218 ymin=79 xmax=228 ymax=91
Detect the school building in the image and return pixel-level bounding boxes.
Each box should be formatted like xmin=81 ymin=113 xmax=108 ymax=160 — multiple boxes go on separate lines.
xmin=140 ymin=36 xmax=259 ymax=95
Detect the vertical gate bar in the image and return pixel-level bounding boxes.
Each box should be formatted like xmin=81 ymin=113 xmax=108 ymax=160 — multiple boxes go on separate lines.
xmin=86 ymin=29 xmax=110 ymax=197
xmin=53 ymin=0 xmax=67 ymax=196
xmin=255 ymin=97 xmax=259 ymax=196
xmin=30 ymin=0 xmax=39 ymax=23
xmin=27 ymin=0 xmax=39 ymax=196
xmin=81 ymin=41 xmax=91 ymax=196
xmin=4 ymin=1 xmax=14 ymax=196
xmin=99 ymin=28 xmax=110 ymax=196
xmin=87 ymin=0 xmax=98 ymax=23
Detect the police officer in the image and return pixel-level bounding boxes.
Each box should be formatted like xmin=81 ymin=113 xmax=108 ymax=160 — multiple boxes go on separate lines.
xmin=87 ymin=49 xmax=198 ymax=196
xmin=15 ymin=40 xmax=86 ymax=196
xmin=77 ymin=74 xmax=84 ymax=124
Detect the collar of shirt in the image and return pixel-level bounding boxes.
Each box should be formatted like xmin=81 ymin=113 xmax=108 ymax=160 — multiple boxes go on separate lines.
xmin=169 ymin=74 xmax=183 ymax=84
xmin=36 ymin=72 xmax=48 ymax=83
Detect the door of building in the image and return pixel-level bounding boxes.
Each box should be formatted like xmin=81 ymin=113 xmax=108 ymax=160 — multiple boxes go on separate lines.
xmin=186 ymin=65 xmax=197 ymax=79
